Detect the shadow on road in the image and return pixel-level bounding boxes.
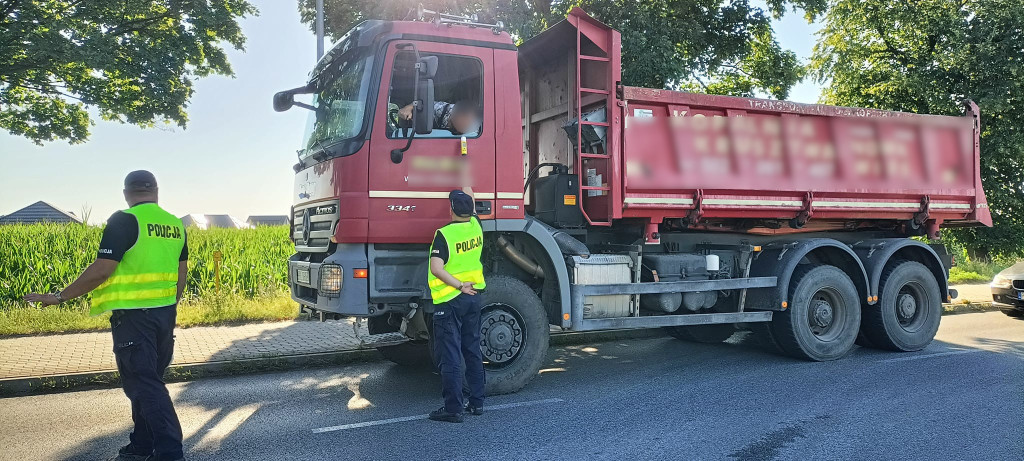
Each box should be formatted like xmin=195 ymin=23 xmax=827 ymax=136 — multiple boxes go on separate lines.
xmin=50 ymin=315 xmax=1023 ymax=460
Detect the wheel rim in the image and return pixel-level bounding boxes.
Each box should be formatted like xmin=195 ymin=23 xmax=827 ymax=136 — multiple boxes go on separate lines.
xmin=806 ymin=286 xmax=846 ymax=341
xmin=894 ymin=281 xmax=927 ymax=332
xmin=480 ymin=302 xmax=527 ymax=369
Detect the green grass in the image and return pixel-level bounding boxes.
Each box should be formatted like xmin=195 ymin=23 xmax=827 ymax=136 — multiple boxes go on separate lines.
xmin=0 ymin=291 xmax=299 ymax=336
xmin=947 ymin=267 xmax=990 ymax=284
xmin=0 ymin=224 xmax=298 ymax=336
xmin=947 ymin=258 xmax=1018 ymax=284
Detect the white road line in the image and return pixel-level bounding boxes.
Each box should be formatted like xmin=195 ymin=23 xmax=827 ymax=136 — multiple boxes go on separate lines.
xmin=312 ymin=398 xmax=565 ymax=434
xmin=877 ymin=348 xmax=983 ymax=363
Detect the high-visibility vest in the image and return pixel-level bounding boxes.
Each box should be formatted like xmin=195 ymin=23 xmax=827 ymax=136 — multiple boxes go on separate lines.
xmin=428 ymin=216 xmax=486 ymax=303
xmin=90 ymin=203 xmax=185 ymax=316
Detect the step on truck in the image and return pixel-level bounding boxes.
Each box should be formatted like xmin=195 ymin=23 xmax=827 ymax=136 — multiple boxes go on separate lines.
xmin=273 ymin=8 xmax=991 ymax=394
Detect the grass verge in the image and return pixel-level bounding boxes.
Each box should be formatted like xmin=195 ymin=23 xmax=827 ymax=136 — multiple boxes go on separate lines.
xmin=0 ymin=291 xmax=299 ymax=337
xmin=947 ymin=258 xmax=1018 ymax=284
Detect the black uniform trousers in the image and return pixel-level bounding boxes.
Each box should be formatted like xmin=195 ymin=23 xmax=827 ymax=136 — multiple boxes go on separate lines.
xmin=110 ymin=306 xmax=183 ymax=460
xmin=432 ymin=293 xmax=486 ymax=414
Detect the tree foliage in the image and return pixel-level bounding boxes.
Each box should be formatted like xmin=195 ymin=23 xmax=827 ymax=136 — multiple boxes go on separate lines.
xmin=812 ymin=0 xmax=1024 ymax=256
xmin=0 ymin=0 xmax=258 ymax=145
xmin=297 ymin=0 xmax=824 ymax=98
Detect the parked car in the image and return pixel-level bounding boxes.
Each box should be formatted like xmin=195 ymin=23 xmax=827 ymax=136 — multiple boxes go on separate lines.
xmin=990 ymin=262 xmax=1024 ymax=317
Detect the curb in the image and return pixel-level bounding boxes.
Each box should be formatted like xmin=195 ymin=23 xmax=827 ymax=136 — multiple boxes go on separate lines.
xmin=0 ymin=328 xmax=664 ymax=397
xmin=943 ymin=301 xmax=997 ymax=315
xmin=0 ymin=304 xmax=997 ymax=397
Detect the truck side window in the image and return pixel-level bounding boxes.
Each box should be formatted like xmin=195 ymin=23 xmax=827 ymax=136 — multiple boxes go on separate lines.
xmin=386 ymin=53 xmax=483 ymax=139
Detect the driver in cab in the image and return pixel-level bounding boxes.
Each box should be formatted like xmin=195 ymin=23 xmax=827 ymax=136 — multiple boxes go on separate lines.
xmin=397 ymin=100 xmax=480 ymax=136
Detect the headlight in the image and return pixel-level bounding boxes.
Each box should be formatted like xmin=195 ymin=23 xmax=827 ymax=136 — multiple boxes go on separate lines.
xmin=991 ymin=274 xmax=1012 ymax=288
xmin=319 ymin=264 xmax=343 ymax=297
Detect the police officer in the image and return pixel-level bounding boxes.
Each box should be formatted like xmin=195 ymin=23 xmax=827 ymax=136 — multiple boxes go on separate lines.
xmin=427 ymin=189 xmax=486 ymax=423
xmin=24 ymin=170 xmax=187 ymax=461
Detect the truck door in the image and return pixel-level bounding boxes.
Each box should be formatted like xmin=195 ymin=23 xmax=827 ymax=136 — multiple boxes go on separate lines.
xmin=368 ymin=42 xmax=496 ymax=243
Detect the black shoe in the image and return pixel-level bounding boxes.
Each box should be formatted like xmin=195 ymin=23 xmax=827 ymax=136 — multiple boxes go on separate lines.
xmin=428 ymin=407 xmax=464 ymax=423
xmin=110 ymin=444 xmax=151 ymax=461
xmin=464 ymin=403 xmax=484 ymax=416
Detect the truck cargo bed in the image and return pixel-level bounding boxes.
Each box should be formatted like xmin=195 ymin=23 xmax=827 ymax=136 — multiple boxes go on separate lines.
xmin=518 ymin=8 xmax=991 ymax=234
xmin=620 ymin=89 xmax=990 ymax=228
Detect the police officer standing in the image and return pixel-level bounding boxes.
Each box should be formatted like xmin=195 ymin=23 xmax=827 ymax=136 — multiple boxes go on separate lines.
xmin=427 ymin=190 xmax=486 ymax=423
xmin=24 ymin=171 xmax=187 ymax=461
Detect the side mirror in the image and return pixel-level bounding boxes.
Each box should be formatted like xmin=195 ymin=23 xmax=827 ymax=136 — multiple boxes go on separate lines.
xmin=273 ymin=91 xmax=294 ymax=112
xmin=418 ymin=55 xmax=438 ymax=79
xmin=412 ymin=56 xmax=437 ymax=135
xmin=273 ymin=85 xmax=315 ymax=113
xmin=390 ymin=148 xmax=405 ymax=164
xmin=414 ymin=76 xmax=435 ymax=135
xmin=389 ymin=47 xmax=437 ymax=161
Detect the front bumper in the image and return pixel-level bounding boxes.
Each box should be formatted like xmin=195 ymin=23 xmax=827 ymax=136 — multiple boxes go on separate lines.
xmin=289 ymin=244 xmax=371 ymax=316
xmin=288 ymin=243 xmax=433 ymax=316
xmin=990 ymin=286 xmax=1024 ymax=311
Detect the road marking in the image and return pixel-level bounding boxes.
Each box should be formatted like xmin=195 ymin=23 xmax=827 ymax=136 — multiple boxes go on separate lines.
xmin=877 ymin=348 xmax=983 ymax=363
xmin=312 ymin=398 xmax=564 ymax=434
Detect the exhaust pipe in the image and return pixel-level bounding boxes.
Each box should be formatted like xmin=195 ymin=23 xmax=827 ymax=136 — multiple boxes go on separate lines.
xmin=496 ymin=235 xmax=545 ymax=278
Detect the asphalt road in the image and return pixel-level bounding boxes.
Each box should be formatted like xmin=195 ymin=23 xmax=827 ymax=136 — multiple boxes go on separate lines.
xmin=1 ymin=312 xmax=1021 ymax=461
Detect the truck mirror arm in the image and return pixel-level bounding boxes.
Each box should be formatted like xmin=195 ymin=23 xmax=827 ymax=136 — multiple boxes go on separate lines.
xmin=391 ymin=131 xmax=416 ymax=164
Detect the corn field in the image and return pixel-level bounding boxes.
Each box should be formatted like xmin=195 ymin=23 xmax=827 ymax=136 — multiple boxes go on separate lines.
xmin=0 ymin=223 xmax=292 ymax=306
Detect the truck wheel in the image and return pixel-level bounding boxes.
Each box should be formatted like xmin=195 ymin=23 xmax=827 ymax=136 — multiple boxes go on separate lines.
xmin=665 ymin=324 xmax=736 ymax=343
xmin=376 ymin=341 xmax=433 ymax=368
xmin=770 ymin=265 xmax=861 ymax=361
xmin=480 ymin=276 xmax=550 ymax=395
xmin=861 ymin=261 xmax=941 ymax=351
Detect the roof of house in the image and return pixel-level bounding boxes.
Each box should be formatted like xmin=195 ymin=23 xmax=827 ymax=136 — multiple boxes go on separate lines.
xmin=0 ymin=201 xmax=82 ymax=224
xmin=246 ymin=215 xmax=289 ymax=226
xmin=180 ymin=214 xmax=251 ymax=230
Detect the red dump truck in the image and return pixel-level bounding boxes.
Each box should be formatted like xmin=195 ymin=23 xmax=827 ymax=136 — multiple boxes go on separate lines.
xmin=273 ymin=8 xmax=990 ymax=394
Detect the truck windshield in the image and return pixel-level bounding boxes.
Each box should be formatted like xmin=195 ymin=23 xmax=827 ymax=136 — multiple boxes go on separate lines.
xmin=299 ymin=53 xmax=371 ymax=160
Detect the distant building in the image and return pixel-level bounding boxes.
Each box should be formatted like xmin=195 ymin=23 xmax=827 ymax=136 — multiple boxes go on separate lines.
xmin=179 ymin=214 xmax=251 ymax=230
xmin=247 ymin=215 xmax=289 ymax=227
xmin=0 ymin=201 xmax=82 ymax=224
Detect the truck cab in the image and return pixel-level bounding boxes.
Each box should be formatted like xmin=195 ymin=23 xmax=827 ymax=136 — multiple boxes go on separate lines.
xmin=278 ymin=17 xmax=523 ymax=312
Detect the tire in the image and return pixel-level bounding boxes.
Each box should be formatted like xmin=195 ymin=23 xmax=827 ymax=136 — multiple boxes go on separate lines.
xmin=376 ymin=341 xmax=433 ymax=368
xmin=665 ymin=324 xmax=737 ymax=343
xmin=478 ymin=276 xmax=550 ymax=395
xmin=770 ymin=265 xmax=861 ymax=361
xmin=862 ymin=261 xmax=942 ymax=352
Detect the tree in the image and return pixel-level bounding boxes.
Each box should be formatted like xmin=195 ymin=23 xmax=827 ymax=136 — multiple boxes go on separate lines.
xmin=0 ymin=0 xmax=258 ymax=145
xmin=811 ymin=0 xmax=1024 ymax=257
xmin=296 ymin=0 xmax=825 ymax=99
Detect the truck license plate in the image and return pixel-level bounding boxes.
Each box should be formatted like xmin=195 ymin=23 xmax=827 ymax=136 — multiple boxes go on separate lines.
xmin=296 ymin=268 xmax=311 ymax=285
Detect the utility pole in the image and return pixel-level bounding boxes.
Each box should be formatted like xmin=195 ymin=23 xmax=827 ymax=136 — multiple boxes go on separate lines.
xmin=316 ymin=0 xmax=325 ymax=59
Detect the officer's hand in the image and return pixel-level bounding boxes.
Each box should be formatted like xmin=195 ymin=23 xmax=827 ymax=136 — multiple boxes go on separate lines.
xmin=459 ymin=282 xmax=477 ymax=296
xmin=24 ymin=293 xmax=60 ymax=306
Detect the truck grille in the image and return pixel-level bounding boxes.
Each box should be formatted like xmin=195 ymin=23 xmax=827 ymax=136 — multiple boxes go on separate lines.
xmin=292 ymin=200 xmax=340 ymax=253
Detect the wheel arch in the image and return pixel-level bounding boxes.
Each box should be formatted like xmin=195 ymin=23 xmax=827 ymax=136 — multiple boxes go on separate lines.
xmin=852 ymin=239 xmax=949 ymax=304
xmin=481 ymin=218 xmax=570 ymax=327
xmin=748 ymin=238 xmax=870 ymax=311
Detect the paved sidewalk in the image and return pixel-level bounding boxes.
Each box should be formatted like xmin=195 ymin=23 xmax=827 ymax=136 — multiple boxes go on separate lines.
xmin=950 ymin=283 xmax=991 ymax=304
xmin=0 ymin=319 xmax=395 ymax=380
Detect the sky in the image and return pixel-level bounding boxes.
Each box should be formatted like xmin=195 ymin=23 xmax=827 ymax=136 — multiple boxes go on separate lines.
xmin=0 ymin=0 xmax=822 ymax=224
